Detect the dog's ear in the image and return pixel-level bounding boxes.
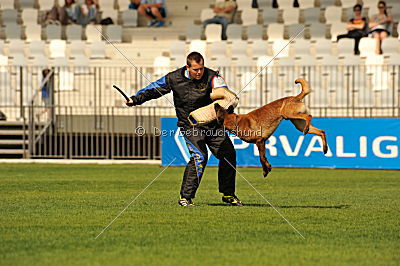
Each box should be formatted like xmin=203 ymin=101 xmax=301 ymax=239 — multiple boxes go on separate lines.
xmin=214 ymin=103 xmax=222 ymax=111
xmin=227 ymin=105 xmax=234 ymax=114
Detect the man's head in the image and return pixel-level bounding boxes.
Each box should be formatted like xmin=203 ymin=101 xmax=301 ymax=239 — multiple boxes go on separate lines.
xmin=186 ymin=52 xmax=205 ymax=80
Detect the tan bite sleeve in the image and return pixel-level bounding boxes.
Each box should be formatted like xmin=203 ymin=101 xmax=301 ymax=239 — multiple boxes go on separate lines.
xmin=188 ymin=87 xmax=239 ymax=126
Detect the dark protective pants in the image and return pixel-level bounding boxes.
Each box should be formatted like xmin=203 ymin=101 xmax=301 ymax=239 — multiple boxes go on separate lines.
xmin=179 ymin=125 xmax=236 ymax=199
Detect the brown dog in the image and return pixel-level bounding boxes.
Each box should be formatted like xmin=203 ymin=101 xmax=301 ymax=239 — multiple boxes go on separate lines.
xmin=214 ymin=78 xmax=328 ymax=177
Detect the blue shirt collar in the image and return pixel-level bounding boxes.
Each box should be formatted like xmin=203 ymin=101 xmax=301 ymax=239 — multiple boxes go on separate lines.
xmin=184 ymin=69 xmax=192 ymax=79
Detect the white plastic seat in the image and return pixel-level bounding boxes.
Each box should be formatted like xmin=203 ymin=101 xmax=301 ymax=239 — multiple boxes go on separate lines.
xmin=246 ymin=24 xmax=264 ymax=40
xmin=169 ymin=40 xmax=186 ymax=59
xmin=85 ymin=25 xmax=102 ymax=41
xmin=282 ymin=9 xmax=300 ymax=25
xmin=301 ymin=8 xmax=321 ymax=24
xmin=49 ymin=40 xmax=66 ymax=57
xmin=236 ymin=0 xmax=252 ymax=10
xmin=298 ymin=0 xmax=315 ymax=8
xmin=209 ymin=41 xmax=228 ymax=57
xmin=11 ymin=54 xmax=29 ymax=66
xmin=205 ymin=24 xmax=222 ymax=41
xmin=330 ymin=22 xmax=347 ymax=40
xmin=19 ymin=0 xmax=35 ymax=8
xmin=381 ymin=38 xmax=399 ymax=54
xmin=122 ymin=9 xmax=138 ymax=27
xmin=25 ymin=24 xmax=42 ymax=41
xmin=99 ymin=0 xmax=116 ymax=11
xmin=0 ymin=0 xmax=15 ymax=9
xmin=1 ymin=9 xmax=18 ymax=24
xmin=66 ymin=25 xmax=83 ymax=40
xmin=314 ymin=39 xmax=332 ymax=55
xmin=5 ymin=24 xmax=23 ymax=39
xmin=32 ymin=54 xmax=49 ymax=66
xmin=9 ymin=40 xmax=25 ymax=57
xmin=262 ymin=8 xmax=279 ymax=25
xmin=45 ymin=24 xmax=62 ymax=40
xmin=28 ymin=40 xmax=46 ymax=56
xmin=308 ymin=23 xmax=327 ymax=39
xmin=340 ymin=0 xmax=358 ymax=8
xmin=231 ymin=40 xmax=248 ymax=57
xmin=267 ymin=23 xmax=284 ymax=40
xmin=318 ymin=0 xmax=337 ymax=7
xmin=69 ymin=40 xmax=86 ymax=56
xmin=0 ymin=40 xmax=5 ymax=55
xmin=293 ymin=39 xmax=311 ymax=55
xmin=189 ymin=40 xmax=207 ymax=56
xmin=337 ymin=38 xmax=354 ymax=55
xmin=185 ymin=25 xmax=203 ymax=41
xmin=272 ymin=40 xmax=290 ymax=57
xmin=286 ymin=24 xmax=305 ymax=39
xmin=38 ymin=0 xmax=56 ymax=10
xmin=250 ymin=39 xmax=269 ymax=57
xmin=359 ymin=37 xmax=376 ymax=56
xmin=89 ymin=40 xmax=106 ymax=58
xmin=325 ymin=6 xmax=342 ymax=24
xmin=21 ymin=8 xmax=38 ymax=25
xmin=105 ymin=25 xmax=122 ymax=42
xmin=227 ymin=24 xmax=243 ymax=40
xmin=241 ymin=8 xmax=258 ymax=26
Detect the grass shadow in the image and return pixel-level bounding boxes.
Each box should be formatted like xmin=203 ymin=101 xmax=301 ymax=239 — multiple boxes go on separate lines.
xmin=206 ymin=203 xmax=351 ymax=209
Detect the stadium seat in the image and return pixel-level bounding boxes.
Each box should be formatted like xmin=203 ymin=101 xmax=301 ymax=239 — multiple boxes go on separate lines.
xmin=11 ymin=54 xmax=28 ymax=66
xmin=314 ymin=39 xmax=333 ymax=54
xmin=267 ymin=23 xmax=284 ymax=39
xmin=171 ymin=55 xmax=186 ymax=68
xmin=236 ymin=0 xmax=253 ymax=10
xmin=246 ymin=24 xmax=264 ymax=40
xmin=169 ymin=40 xmax=186 ymax=60
xmin=32 ymin=54 xmax=49 ymax=66
xmin=89 ymin=40 xmax=106 ymax=58
xmin=382 ymin=38 xmax=399 ymax=54
xmin=0 ymin=40 xmax=4 ymax=55
xmin=337 ymin=38 xmax=355 ymax=55
xmin=99 ymin=0 xmax=116 ymax=11
xmin=5 ymin=24 xmax=23 ymax=40
xmin=72 ymin=55 xmax=90 ymax=74
xmin=105 ymin=25 xmax=122 ymax=42
xmin=262 ymin=8 xmax=279 ymax=25
xmin=38 ymin=0 xmax=55 ymax=10
xmin=18 ymin=0 xmax=36 ymax=9
xmin=286 ymin=24 xmax=305 ymax=39
xmin=209 ymin=55 xmax=232 ymax=68
xmin=308 ymin=23 xmax=327 ymax=39
xmin=282 ymin=9 xmax=300 ymax=25
xmin=340 ymin=54 xmax=361 ymax=65
xmin=359 ymin=37 xmax=376 ymax=56
xmin=277 ymin=0 xmax=294 ymax=9
xmin=362 ymin=0 xmax=378 ymax=8
xmin=66 ymin=25 xmax=83 ymax=40
xmin=49 ymin=40 xmax=66 ymax=57
xmin=0 ymin=0 xmax=15 ymax=9
xmin=339 ymin=0 xmax=358 ymax=8
xmin=324 ymin=6 xmax=342 ymax=24
xmin=69 ymin=40 xmax=86 ymax=56
xmin=317 ymin=0 xmax=337 ymax=8
xmin=200 ymin=8 xmax=214 ymax=22
xmin=189 ymin=40 xmax=207 ymax=56
xmin=250 ymin=39 xmax=269 ymax=57
xmin=298 ymin=54 xmax=317 ymax=66
xmin=390 ymin=5 xmax=400 ymax=22
xmin=122 ymin=10 xmax=138 ymax=27
xmin=1 ymin=9 xmax=18 ymax=25
xmin=301 ymin=8 xmax=322 ymax=24
xmin=298 ymin=0 xmax=315 ymax=8
xmin=329 ymin=22 xmax=347 ymax=40
xmin=45 ymin=24 xmax=62 ymax=40
xmin=8 ymin=40 xmax=25 ymax=57
xmin=85 ymin=25 xmax=102 ymax=41
xmin=185 ymin=25 xmax=203 ymax=41
xmin=241 ymin=8 xmax=259 ymax=26
xmin=272 ymin=40 xmax=290 ymax=57
xmin=153 ymin=56 xmax=170 ymax=76
xmin=205 ymin=24 xmax=222 ymax=41
xmin=28 ymin=40 xmax=46 ymax=56
xmin=21 ymin=9 xmax=38 ymax=25
xmin=209 ymin=41 xmax=228 ymax=57
xmin=25 ymin=24 xmax=42 ymax=41
xmin=231 ymin=40 xmax=248 ymax=57
xmin=227 ymin=24 xmax=243 ymax=40
xmin=293 ymin=39 xmax=311 ymax=55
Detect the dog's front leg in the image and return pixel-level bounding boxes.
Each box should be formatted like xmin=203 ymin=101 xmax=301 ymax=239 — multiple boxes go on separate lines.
xmin=256 ymin=139 xmax=272 ymax=177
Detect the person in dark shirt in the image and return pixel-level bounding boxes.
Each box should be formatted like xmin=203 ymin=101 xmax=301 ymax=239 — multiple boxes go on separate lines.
xmin=337 ymin=4 xmax=368 ymax=55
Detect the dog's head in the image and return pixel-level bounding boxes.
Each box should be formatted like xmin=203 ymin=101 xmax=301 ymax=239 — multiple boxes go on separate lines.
xmin=214 ymin=103 xmax=235 ymax=126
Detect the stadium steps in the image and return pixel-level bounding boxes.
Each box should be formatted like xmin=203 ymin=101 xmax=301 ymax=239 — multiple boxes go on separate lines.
xmin=0 ymin=121 xmax=30 ymax=159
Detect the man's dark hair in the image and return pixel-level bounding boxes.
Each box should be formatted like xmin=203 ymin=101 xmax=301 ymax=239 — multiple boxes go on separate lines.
xmin=186 ymin=52 xmax=204 ymax=67
xmin=353 ymin=4 xmax=362 ymax=11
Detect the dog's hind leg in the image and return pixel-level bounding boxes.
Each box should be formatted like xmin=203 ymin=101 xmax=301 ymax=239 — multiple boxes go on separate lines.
xmin=256 ymin=139 xmax=272 ymax=177
xmin=285 ymin=113 xmax=312 ymax=134
xmin=290 ymin=119 xmax=328 ymax=154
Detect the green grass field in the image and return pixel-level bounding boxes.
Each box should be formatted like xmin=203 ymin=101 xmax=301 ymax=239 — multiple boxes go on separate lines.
xmin=0 ymin=164 xmax=399 ymax=265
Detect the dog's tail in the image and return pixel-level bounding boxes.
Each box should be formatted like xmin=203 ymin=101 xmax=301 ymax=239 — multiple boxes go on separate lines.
xmin=295 ymin=78 xmax=310 ymax=100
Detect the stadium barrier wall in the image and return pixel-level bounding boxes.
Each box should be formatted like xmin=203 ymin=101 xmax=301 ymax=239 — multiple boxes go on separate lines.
xmin=161 ymin=117 xmax=400 ymax=170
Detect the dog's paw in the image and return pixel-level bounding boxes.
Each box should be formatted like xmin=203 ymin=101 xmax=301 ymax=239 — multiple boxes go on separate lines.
xmin=263 ymin=167 xmax=272 ymax=177
xmin=323 ymin=145 xmax=328 ymax=154
xmin=303 ymin=125 xmax=310 ymax=135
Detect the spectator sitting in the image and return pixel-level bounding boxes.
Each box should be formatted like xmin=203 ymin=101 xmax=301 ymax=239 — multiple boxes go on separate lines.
xmin=129 ymin=0 xmax=141 ymax=10
xmin=75 ymin=0 xmax=99 ymax=26
xmin=203 ymin=0 xmax=237 ymax=41
xmin=44 ymin=0 xmax=76 ymax=25
xmin=369 ymin=1 xmax=393 ymax=54
xmin=137 ymin=0 xmax=168 ymax=27
xmin=337 ymin=4 xmax=368 ymax=55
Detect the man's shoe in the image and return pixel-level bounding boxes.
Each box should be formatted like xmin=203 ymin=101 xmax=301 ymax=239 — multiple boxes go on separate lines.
xmin=222 ymin=195 xmax=243 ymax=206
xmin=148 ymin=20 xmax=158 ymax=27
xmin=155 ymin=21 xmax=165 ymax=27
xmin=178 ymin=197 xmax=195 ymax=207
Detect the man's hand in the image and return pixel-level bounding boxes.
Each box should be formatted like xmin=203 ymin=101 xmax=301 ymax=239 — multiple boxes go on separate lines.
xmin=126 ymin=96 xmax=138 ymax=107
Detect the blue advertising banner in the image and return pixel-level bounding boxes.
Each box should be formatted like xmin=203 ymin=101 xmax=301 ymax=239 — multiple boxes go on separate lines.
xmin=161 ymin=118 xmax=400 ymax=169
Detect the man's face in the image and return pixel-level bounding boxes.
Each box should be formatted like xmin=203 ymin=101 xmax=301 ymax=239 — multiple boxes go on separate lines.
xmin=186 ymin=60 xmax=205 ymax=80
